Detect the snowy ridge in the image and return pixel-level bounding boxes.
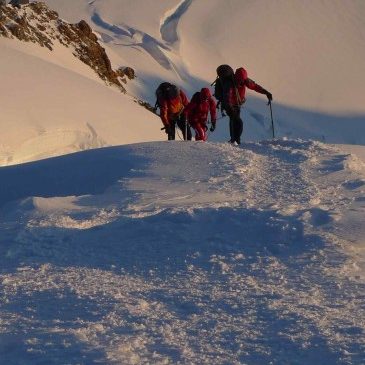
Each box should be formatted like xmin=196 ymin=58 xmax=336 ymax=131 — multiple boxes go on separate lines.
xmin=88 ymin=0 xmax=197 ymax=83
xmin=1 ymin=140 xmax=364 ymax=364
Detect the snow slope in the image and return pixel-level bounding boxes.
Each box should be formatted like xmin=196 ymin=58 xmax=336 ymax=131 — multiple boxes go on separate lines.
xmin=44 ymin=0 xmax=365 ymax=111
xmin=1 ymin=0 xmax=365 ymax=167
xmin=0 ymin=140 xmax=364 ymax=364
xmin=0 ymin=34 xmax=163 ymax=167
xmin=1 ymin=2 xmax=365 ymax=363
xmin=43 ymin=0 xmax=365 ymax=144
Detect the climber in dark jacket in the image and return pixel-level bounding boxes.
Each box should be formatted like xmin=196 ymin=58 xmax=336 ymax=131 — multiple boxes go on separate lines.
xmin=214 ymin=65 xmax=272 ymax=144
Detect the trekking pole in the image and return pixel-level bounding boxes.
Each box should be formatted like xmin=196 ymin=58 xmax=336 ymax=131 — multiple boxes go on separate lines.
xmin=185 ymin=118 xmax=188 ymax=141
xmin=176 ymin=127 xmax=184 ymax=141
xmin=268 ymin=100 xmax=275 ymax=139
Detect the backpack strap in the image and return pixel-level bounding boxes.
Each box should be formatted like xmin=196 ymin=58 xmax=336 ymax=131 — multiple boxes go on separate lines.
xmin=177 ymin=92 xmax=185 ymax=117
xmin=232 ymin=75 xmax=244 ymax=106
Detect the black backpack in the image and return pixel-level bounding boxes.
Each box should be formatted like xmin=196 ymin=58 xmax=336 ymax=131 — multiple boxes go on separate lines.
xmin=216 ymin=64 xmax=234 ymax=79
xmin=155 ymin=82 xmax=180 ymax=111
xmin=213 ymin=65 xmax=235 ymax=103
xmin=187 ymin=91 xmax=201 ymax=115
xmin=190 ymin=91 xmax=201 ymax=104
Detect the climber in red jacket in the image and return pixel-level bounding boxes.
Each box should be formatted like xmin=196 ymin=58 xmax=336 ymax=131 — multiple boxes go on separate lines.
xmin=214 ymin=65 xmax=272 ymax=144
xmin=155 ymin=82 xmax=191 ymax=141
xmin=185 ymin=88 xmax=217 ymax=141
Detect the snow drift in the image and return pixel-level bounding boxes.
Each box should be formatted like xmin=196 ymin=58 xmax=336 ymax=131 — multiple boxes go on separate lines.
xmin=0 ymin=140 xmax=364 ymax=364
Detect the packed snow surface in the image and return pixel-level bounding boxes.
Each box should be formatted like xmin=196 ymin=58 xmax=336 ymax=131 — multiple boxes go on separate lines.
xmin=1 ymin=139 xmax=364 ymax=364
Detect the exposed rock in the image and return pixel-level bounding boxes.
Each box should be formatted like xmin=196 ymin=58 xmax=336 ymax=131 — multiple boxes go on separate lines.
xmin=117 ymin=66 xmax=136 ymax=80
xmin=0 ymin=1 xmax=126 ymax=92
xmin=77 ymin=20 xmax=97 ymax=42
xmin=0 ymin=4 xmax=53 ymax=49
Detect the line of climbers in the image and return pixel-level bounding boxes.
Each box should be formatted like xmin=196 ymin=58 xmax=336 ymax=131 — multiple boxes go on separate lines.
xmin=154 ymin=64 xmax=272 ymax=144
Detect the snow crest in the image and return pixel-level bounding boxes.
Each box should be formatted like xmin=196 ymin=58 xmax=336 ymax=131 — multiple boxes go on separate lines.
xmin=1 ymin=140 xmax=364 ymax=364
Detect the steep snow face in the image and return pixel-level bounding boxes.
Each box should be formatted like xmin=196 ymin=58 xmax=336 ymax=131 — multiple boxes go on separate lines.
xmin=44 ymin=0 xmax=365 ymax=108
xmin=179 ymin=0 xmax=365 ymax=113
xmin=0 ymin=2 xmax=165 ymax=166
xmin=44 ymin=0 xmax=365 ymax=144
xmin=0 ymin=2 xmax=126 ymax=91
xmin=0 ymin=140 xmax=364 ymax=364
xmin=0 ymin=37 xmax=162 ymax=166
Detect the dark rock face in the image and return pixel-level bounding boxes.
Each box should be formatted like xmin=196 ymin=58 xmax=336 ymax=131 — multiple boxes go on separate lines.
xmin=0 ymin=2 xmax=127 ymax=92
xmin=117 ymin=67 xmax=136 ymax=80
xmin=0 ymin=3 xmax=54 ymax=49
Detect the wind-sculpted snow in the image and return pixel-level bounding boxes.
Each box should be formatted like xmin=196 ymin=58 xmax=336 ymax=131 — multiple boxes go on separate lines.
xmin=0 ymin=140 xmax=364 ymax=364
xmin=90 ymin=9 xmax=195 ymax=82
xmin=160 ymin=0 xmax=193 ymax=46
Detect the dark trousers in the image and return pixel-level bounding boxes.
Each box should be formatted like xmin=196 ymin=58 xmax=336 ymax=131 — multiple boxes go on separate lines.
xmin=225 ymin=106 xmax=243 ymax=144
xmin=167 ymin=114 xmax=192 ymax=141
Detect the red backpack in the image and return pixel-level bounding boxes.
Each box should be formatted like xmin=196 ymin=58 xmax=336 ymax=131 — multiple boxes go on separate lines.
xmin=234 ymin=67 xmax=248 ymax=87
xmin=233 ymin=67 xmax=248 ymax=104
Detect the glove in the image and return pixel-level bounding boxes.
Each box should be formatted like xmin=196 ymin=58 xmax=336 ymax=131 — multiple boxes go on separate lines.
xmin=210 ymin=121 xmax=216 ymax=132
xmin=266 ymin=91 xmax=273 ymax=102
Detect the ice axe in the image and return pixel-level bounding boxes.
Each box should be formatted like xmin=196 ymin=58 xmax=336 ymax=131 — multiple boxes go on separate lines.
xmin=268 ymin=100 xmax=275 ymax=139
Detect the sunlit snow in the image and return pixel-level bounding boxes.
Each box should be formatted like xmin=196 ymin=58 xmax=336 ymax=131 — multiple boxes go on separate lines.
xmin=1 ymin=1 xmax=365 ymax=364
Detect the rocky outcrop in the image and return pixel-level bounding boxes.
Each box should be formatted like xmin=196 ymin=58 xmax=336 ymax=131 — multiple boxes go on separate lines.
xmin=0 ymin=2 xmax=130 ymax=92
xmin=117 ymin=66 xmax=136 ymax=81
xmin=0 ymin=2 xmax=54 ymax=48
